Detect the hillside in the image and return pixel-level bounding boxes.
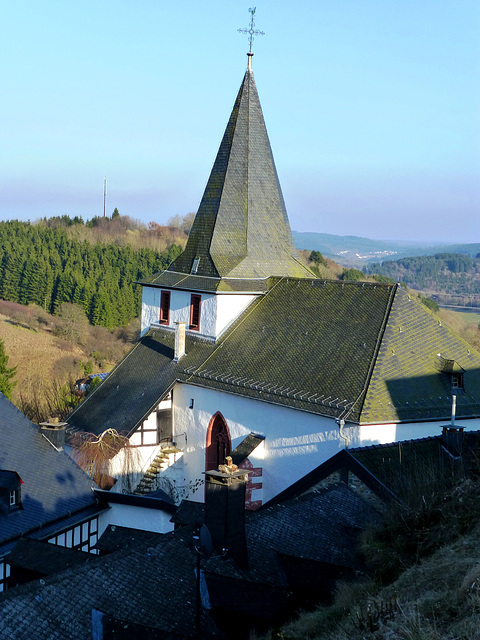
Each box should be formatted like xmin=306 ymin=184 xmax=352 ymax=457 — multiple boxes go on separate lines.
xmin=0 ymin=217 xmax=184 ymax=329
xmin=0 ymin=299 xmax=136 ymax=422
xmin=366 ymin=253 xmax=480 ymax=309
xmin=293 ymin=230 xmax=480 ymax=268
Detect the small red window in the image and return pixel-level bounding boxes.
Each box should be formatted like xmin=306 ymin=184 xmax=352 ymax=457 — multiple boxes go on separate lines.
xmin=190 ymin=294 xmax=201 ymax=331
xmin=159 ymin=291 xmax=170 ymax=325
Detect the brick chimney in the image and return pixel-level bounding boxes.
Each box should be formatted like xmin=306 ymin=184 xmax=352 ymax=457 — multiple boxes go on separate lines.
xmin=40 ymin=418 xmax=67 ymax=451
xmin=205 ymin=462 xmax=250 ymax=569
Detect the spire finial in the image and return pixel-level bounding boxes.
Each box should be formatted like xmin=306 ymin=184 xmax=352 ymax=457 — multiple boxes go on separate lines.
xmin=238 ymin=7 xmax=265 ymax=59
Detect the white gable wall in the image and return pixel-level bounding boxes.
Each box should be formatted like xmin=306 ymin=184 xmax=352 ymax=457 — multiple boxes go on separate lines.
xmin=171 ymin=383 xmax=480 ymax=505
xmin=141 ymin=286 xmax=256 ymax=338
xmin=173 ymin=383 xmax=351 ymax=503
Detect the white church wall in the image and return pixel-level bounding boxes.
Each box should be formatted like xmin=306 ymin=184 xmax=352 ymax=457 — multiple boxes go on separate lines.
xmin=359 ymin=417 xmax=480 ymax=445
xmin=141 ymin=286 xmax=258 ymax=339
xmin=173 ymin=383 xmax=350 ymax=504
xmin=215 ymin=294 xmax=257 ymax=337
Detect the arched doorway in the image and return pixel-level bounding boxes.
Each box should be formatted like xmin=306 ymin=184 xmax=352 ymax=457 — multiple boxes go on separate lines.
xmin=205 ymin=412 xmax=231 ymax=472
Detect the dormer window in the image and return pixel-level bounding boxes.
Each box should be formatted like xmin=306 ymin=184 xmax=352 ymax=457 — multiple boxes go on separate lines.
xmin=190 ymin=294 xmax=201 ymax=331
xmin=191 ymin=257 xmax=200 ymax=274
xmin=159 ymin=291 xmax=171 ymax=325
xmin=0 ymin=471 xmax=23 ymax=513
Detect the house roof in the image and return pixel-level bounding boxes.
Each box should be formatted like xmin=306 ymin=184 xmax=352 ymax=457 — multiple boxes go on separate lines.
xmin=0 ymin=528 xmax=226 ymax=640
xmin=0 ymin=482 xmax=378 ymax=639
xmin=68 ymin=279 xmax=480 ymax=436
xmin=0 ymin=394 xmax=101 ymax=556
xmin=160 ymin=63 xmax=310 ymax=282
xmin=266 ymin=431 xmax=480 ymax=507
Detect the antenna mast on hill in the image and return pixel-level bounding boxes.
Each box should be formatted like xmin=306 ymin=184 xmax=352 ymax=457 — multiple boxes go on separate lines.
xmin=103 ymin=177 xmax=107 ymax=218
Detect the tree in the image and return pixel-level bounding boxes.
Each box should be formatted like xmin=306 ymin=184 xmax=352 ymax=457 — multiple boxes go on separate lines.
xmin=309 ymin=250 xmax=327 ymax=267
xmin=112 ymin=208 xmax=120 ymax=219
xmin=0 ymin=338 xmax=17 ymax=399
xmin=54 ymin=302 xmax=90 ymax=344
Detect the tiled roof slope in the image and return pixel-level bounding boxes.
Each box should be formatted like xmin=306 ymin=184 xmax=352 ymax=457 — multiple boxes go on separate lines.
xmin=67 ymin=331 xmax=214 ymax=436
xmin=168 ymin=65 xmax=309 ymax=281
xmin=183 ymin=279 xmax=395 ymax=422
xmin=0 ymin=394 xmax=99 ymax=554
xmin=68 ymin=279 xmax=395 ymax=434
xmin=360 ymin=286 xmax=480 ymax=423
xmin=0 ymin=529 xmax=225 ymax=640
xmin=68 ymin=279 xmax=480 ymax=436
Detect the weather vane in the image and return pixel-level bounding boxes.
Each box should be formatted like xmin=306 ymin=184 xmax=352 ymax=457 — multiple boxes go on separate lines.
xmin=238 ymin=7 xmax=265 ymax=54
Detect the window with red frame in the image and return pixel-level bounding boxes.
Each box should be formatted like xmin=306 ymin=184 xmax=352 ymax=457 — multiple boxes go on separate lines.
xmin=159 ymin=291 xmax=170 ymax=324
xmin=189 ymin=294 xmax=201 ymax=331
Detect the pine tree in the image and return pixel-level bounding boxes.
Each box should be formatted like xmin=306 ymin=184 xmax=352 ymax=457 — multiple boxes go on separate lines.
xmin=0 ymin=339 xmax=17 ymax=400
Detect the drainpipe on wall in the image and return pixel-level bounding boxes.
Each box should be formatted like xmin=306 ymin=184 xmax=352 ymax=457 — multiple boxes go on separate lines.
xmin=337 ymin=418 xmax=349 ymax=448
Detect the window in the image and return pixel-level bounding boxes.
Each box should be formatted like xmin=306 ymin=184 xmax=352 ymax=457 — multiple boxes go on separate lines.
xmin=159 ymin=291 xmax=171 ymax=325
xmin=47 ymin=517 xmax=99 ymax=554
xmin=452 ymin=373 xmax=464 ymax=391
xmin=189 ymin=294 xmax=201 ymax=331
xmin=9 ymin=491 xmax=16 ymax=507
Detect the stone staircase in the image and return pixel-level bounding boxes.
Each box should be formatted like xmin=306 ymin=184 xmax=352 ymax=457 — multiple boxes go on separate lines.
xmin=135 ymin=446 xmax=181 ymax=495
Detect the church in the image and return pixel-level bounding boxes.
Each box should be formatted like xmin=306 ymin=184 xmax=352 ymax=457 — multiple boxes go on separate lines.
xmin=67 ymin=52 xmax=480 ymax=510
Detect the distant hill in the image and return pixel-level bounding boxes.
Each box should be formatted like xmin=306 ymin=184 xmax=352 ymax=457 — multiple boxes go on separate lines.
xmin=364 ymin=252 xmax=480 ymax=309
xmin=292 ymin=231 xmax=480 ymax=267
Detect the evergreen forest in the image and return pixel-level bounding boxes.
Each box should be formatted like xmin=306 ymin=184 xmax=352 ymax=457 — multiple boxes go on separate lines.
xmin=0 ymin=219 xmax=183 ymax=328
xmin=366 ymin=253 xmax=480 ymax=307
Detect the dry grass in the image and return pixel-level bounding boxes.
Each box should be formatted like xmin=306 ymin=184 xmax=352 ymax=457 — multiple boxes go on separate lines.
xmin=0 ymin=301 xmax=135 ymax=420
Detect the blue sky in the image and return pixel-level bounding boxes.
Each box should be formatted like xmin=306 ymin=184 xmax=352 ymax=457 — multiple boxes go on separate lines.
xmin=1 ymin=0 xmax=479 ymax=243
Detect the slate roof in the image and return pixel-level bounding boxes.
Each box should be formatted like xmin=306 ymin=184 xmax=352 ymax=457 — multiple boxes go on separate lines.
xmin=0 ymin=394 xmax=101 ymax=557
xmin=68 ymin=279 xmax=480 ymax=436
xmin=164 ymin=63 xmax=310 ymax=282
xmin=0 ymin=482 xmax=377 ymax=639
xmin=362 ymin=286 xmax=480 ymax=423
xmin=0 ymin=528 xmax=226 ymax=640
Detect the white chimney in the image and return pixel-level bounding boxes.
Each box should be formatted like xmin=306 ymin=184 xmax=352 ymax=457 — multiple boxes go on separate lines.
xmin=174 ymin=321 xmax=186 ymax=361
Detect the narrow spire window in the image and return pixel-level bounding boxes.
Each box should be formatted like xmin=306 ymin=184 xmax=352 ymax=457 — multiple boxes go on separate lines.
xmin=159 ymin=291 xmax=171 ymax=325
xmin=189 ymin=294 xmax=201 ymax=331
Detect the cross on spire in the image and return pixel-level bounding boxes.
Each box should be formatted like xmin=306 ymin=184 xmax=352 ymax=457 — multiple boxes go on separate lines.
xmin=238 ymin=7 xmax=265 ymax=54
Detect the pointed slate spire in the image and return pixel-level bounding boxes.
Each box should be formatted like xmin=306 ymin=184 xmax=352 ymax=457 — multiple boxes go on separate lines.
xmin=170 ymin=58 xmax=308 ymax=280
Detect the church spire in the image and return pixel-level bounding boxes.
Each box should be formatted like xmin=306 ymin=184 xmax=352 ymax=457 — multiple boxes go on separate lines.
xmin=169 ymin=59 xmax=308 ymax=280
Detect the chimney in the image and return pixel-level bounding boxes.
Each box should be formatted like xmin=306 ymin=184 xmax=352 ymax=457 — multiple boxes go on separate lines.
xmin=40 ymin=418 xmax=67 ymax=451
xmin=174 ymin=321 xmax=186 ymax=361
xmin=205 ymin=462 xmax=250 ymax=569
xmin=451 ymin=394 xmax=457 ymax=427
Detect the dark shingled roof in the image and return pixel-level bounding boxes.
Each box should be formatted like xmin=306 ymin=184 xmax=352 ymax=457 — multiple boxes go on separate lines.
xmin=0 ymin=483 xmax=378 ymax=639
xmin=165 ymin=65 xmax=310 ymax=282
xmin=0 ymin=394 xmax=101 ymax=557
xmin=68 ymin=279 xmax=480 ymax=437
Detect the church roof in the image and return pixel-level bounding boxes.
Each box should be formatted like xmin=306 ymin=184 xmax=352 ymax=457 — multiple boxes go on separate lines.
xmin=67 ymin=279 xmax=480 ymax=436
xmin=162 ymin=61 xmax=310 ymax=283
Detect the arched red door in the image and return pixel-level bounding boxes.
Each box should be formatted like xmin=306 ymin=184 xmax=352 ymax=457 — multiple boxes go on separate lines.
xmin=205 ymin=412 xmax=231 ymax=472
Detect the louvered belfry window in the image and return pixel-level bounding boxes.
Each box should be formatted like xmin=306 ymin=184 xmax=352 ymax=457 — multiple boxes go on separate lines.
xmin=159 ymin=291 xmax=170 ymax=325
xmin=190 ymin=294 xmax=201 ymax=331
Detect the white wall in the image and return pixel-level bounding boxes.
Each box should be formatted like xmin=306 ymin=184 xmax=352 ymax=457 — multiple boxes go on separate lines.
xmin=97 ymin=504 xmax=174 ymax=537
xmin=172 ymin=383 xmax=480 ymax=505
xmin=173 ymin=383 xmax=350 ymax=503
xmin=141 ymin=286 xmax=257 ymax=339
xmin=360 ymin=418 xmax=480 ymax=445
